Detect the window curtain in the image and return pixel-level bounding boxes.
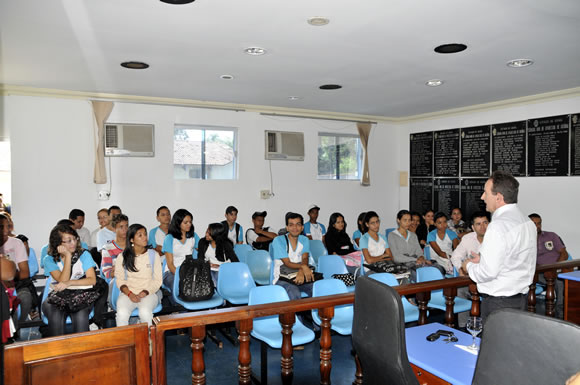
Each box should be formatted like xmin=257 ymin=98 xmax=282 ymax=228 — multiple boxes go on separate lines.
xmin=357 ymin=122 xmax=372 ymax=186
xmin=92 ymin=101 xmax=114 ymax=184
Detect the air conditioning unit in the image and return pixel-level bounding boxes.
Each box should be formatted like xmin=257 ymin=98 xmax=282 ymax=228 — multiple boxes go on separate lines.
xmin=265 ymin=130 xmax=305 ymax=161
xmin=105 ymin=123 xmax=155 ymax=157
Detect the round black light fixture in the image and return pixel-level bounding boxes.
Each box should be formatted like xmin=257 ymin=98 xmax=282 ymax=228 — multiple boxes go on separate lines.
xmin=160 ymin=0 xmax=195 ymax=4
xmin=434 ymin=43 xmax=467 ymax=54
xmin=120 ymin=61 xmax=149 ymax=70
xmin=319 ymin=84 xmax=342 ymax=90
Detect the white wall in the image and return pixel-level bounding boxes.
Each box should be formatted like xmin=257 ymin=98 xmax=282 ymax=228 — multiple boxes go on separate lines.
xmin=6 ymin=95 xmax=404 ymax=252
xmin=397 ymin=95 xmax=580 ymax=256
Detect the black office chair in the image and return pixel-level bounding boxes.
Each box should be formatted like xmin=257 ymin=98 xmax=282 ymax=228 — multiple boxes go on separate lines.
xmin=472 ymin=309 xmax=580 ymax=385
xmin=352 ymin=276 xmax=419 ymax=385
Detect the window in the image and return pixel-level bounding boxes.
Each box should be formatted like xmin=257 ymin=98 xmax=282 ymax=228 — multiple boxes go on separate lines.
xmin=317 ymin=133 xmax=362 ymax=180
xmin=174 ymin=125 xmax=237 ymax=180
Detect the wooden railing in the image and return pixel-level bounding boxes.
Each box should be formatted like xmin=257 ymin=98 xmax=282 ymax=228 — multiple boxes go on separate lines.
xmin=150 ymin=260 xmax=580 ymax=385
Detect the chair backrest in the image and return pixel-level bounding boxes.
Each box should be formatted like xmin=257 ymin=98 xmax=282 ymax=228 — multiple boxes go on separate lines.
xmin=385 ymin=228 xmax=396 ymax=238
xmin=249 ymin=285 xmax=292 ymax=326
xmin=216 ymin=262 xmax=256 ymax=304
xmin=309 ymin=240 xmax=328 ymax=265
xmin=110 ymin=278 xmax=119 ymax=310
xmin=313 ymin=279 xmax=353 ymax=319
xmin=369 ymin=272 xmax=399 ymax=286
xmin=352 ymin=277 xmax=419 ymax=385
xmin=28 ymin=248 xmax=39 ymax=277
xmin=423 ymin=245 xmax=431 ymax=260
xmin=416 ymin=266 xmax=443 ymax=282
xmin=472 ymin=309 xmax=580 ymax=385
xmin=246 ymin=250 xmax=272 ymax=285
xmin=234 ymin=244 xmax=253 ymax=264
xmin=318 ymin=254 xmax=348 ymax=279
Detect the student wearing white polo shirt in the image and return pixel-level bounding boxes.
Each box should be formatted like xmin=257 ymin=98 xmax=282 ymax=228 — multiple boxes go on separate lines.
xmin=272 ymin=212 xmax=314 ymax=300
xmin=221 ymin=206 xmax=243 ymax=245
xmin=303 ymin=204 xmax=326 ymax=242
xmin=149 ymin=206 xmax=171 ymax=256
xmin=427 ymin=212 xmax=459 ymax=275
xmin=162 ymin=209 xmax=200 ymax=292
xmin=96 ymin=206 xmax=121 ymax=251
xmin=359 ymin=211 xmax=392 ymax=273
xmin=69 ymin=209 xmax=91 ymax=246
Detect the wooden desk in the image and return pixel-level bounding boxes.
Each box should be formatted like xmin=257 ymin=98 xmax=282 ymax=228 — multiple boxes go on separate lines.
xmin=559 ymin=270 xmax=580 ymax=324
xmin=406 ymin=323 xmax=479 ymax=385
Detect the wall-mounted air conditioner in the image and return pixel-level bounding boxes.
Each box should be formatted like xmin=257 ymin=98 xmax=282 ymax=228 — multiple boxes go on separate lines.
xmin=105 ymin=123 xmax=155 ymax=157
xmin=265 ymin=130 xmax=304 ymax=161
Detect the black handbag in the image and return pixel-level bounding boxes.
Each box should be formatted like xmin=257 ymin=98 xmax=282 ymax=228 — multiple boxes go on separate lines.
xmin=364 ymin=260 xmax=409 ymax=274
xmin=332 ymin=273 xmax=356 ymax=286
xmin=179 ymin=255 xmax=215 ymax=302
xmin=46 ymin=276 xmax=106 ymax=313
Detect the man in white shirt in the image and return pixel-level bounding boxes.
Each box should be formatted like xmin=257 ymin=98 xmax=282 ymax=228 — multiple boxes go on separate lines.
xmin=69 ymin=209 xmax=91 ymax=246
xmin=451 ymin=211 xmax=490 ymax=275
xmin=462 ymin=171 xmax=536 ymax=324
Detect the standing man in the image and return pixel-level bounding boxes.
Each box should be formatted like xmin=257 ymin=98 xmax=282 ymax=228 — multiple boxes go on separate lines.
xmin=303 ymin=204 xmax=326 ymax=242
xmin=222 ymin=206 xmax=244 ymax=245
xmin=462 ymin=171 xmax=536 ymax=324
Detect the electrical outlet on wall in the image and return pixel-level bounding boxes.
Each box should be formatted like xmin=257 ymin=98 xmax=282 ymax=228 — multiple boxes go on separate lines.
xmin=260 ymin=190 xmax=271 ymax=199
xmin=98 ymin=191 xmax=111 ymax=200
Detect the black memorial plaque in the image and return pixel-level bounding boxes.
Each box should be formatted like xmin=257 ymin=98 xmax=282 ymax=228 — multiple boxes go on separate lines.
xmin=571 ymin=113 xmax=580 ymax=176
xmin=433 ymin=178 xmax=460 ymax=215
xmin=434 ymin=129 xmax=460 ymax=177
xmin=527 ymin=114 xmax=569 ymax=176
xmin=461 ymin=125 xmax=491 ymax=177
xmin=491 ymin=121 xmax=526 ymax=176
xmin=409 ymin=178 xmax=433 ymax=214
xmin=410 ymin=132 xmax=433 ymax=177
xmin=460 ymin=178 xmax=487 ymax=222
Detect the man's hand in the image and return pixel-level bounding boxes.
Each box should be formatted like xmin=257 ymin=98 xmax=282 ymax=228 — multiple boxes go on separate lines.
xmin=294 ymin=269 xmax=305 ymax=285
xmin=469 ymin=251 xmax=481 ymax=263
xmin=301 ymin=265 xmax=314 ymax=282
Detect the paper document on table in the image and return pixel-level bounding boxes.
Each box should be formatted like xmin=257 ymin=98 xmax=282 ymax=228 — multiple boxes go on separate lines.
xmin=454 ymin=344 xmax=478 ymax=355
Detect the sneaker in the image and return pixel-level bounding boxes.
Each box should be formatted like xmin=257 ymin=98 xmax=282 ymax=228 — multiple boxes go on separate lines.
xmin=89 ymin=323 xmax=99 ymax=331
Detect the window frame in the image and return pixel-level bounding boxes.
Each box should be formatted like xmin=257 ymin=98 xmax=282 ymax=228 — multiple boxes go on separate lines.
xmin=317 ymin=132 xmax=362 ymax=181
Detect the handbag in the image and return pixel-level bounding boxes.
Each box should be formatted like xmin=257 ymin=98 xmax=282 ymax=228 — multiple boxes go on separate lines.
xmin=364 ymin=260 xmax=409 ymax=274
xmin=331 ymin=273 xmax=356 ymax=286
xmin=46 ymin=277 xmax=106 ymax=313
xmin=179 ymin=254 xmax=215 ymax=302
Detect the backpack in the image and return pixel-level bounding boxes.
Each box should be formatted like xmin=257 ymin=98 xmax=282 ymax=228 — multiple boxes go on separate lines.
xmin=178 ymin=254 xmax=215 ymax=302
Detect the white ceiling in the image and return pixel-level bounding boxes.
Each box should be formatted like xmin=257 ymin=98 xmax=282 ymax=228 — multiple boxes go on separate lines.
xmin=1 ymin=0 xmax=580 ymax=118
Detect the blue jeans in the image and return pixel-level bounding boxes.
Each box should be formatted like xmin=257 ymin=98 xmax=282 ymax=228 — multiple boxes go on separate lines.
xmin=276 ymin=280 xmax=313 ymax=300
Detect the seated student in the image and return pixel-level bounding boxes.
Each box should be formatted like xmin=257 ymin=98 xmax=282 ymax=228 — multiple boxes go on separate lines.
xmin=450 ymin=211 xmax=490 ymax=275
xmin=325 ymin=213 xmax=355 ymax=255
xmin=359 ymin=211 xmax=392 ymax=273
xmin=447 ymin=207 xmax=469 ymax=238
xmin=352 ymin=212 xmax=366 ymax=249
xmin=198 ymin=223 xmax=239 ymax=286
xmin=409 ymin=211 xmax=421 ymax=234
xmin=96 ymin=205 xmax=122 ymax=251
xmin=272 ymin=212 xmax=314 ymax=300
xmin=15 ymin=234 xmax=41 ymax=318
xmin=416 ymin=209 xmax=435 ymax=249
xmin=41 ymin=219 xmax=90 ymax=272
xmin=114 ymin=224 xmax=162 ymax=327
xmin=221 ymin=206 xmax=244 ymax=245
xmin=149 ymin=206 xmax=171 ymax=256
xmin=69 ymin=209 xmax=91 ymax=246
xmin=1 ymin=254 xmax=17 ymax=343
xmin=162 ymin=209 xmax=200 ymax=291
xmin=388 ymin=210 xmax=432 ymax=281
xmin=90 ymin=209 xmax=109 ymax=249
xmin=41 ymin=224 xmax=98 ymax=336
xmin=246 ymin=211 xmax=277 ymax=250
xmin=0 ymin=214 xmax=35 ymax=325
xmin=427 ymin=212 xmax=459 ymax=275
xmin=0 ymin=192 xmax=10 ymax=214
xmin=529 ymin=213 xmax=568 ymax=317
xmin=100 ymin=214 xmax=129 ymax=280
xmin=303 ymin=204 xmax=327 ymax=242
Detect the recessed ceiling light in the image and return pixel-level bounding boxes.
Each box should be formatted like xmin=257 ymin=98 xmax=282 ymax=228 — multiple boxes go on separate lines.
xmin=288 ymin=96 xmax=302 ymax=100
xmin=220 ymin=74 xmax=234 ymax=80
xmin=244 ymin=47 xmax=266 ymax=56
xmin=120 ymin=61 xmax=149 ymax=70
xmin=307 ymin=17 xmax=330 ymax=26
xmin=425 ymin=79 xmax=444 ymax=87
xmin=507 ymin=59 xmax=534 ymax=68
xmin=319 ymin=84 xmax=342 ymax=90
xmin=434 ymin=43 xmax=467 ymax=54
xmin=159 ymin=0 xmax=195 ymax=4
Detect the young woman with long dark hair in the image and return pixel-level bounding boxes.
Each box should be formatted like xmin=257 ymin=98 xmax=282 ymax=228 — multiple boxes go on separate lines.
xmin=325 ymin=212 xmax=355 ymax=255
xmin=162 ymin=209 xmax=199 ymax=290
xmin=359 ymin=211 xmax=392 ymax=273
xmin=197 ymin=222 xmax=239 ymax=285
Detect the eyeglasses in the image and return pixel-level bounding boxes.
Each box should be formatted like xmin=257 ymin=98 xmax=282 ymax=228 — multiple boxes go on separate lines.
xmin=61 ymin=238 xmax=77 ymax=244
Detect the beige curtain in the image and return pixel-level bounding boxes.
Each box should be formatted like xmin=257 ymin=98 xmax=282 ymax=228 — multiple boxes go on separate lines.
xmin=92 ymin=101 xmax=114 ymax=184
xmin=357 ymin=122 xmax=372 ymax=186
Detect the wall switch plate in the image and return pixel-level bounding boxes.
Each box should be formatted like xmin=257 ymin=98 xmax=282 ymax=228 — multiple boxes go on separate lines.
xmin=260 ymin=190 xmax=271 ymax=199
xmin=98 ymin=191 xmax=111 ymax=200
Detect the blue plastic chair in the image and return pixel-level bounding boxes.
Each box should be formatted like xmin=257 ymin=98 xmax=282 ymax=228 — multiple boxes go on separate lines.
xmin=317 ymin=254 xmax=356 ymax=291
xmin=246 ymin=250 xmax=272 ymax=286
xmin=385 ymin=227 xmax=396 ymax=238
xmin=416 ymin=266 xmax=471 ymax=313
xmin=109 ymin=278 xmax=162 ymax=317
xmin=234 ymin=244 xmax=253 ymax=264
xmin=311 ymin=279 xmax=353 ymax=335
xmin=28 ymin=248 xmax=39 ymax=277
xmin=171 ymin=265 xmax=224 ymax=310
xmin=216 ymin=262 xmax=256 ymax=305
xmin=423 ymin=246 xmax=431 ymax=260
xmin=41 ymin=276 xmax=94 ymax=325
xmin=369 ymin=273 xmax=423 ymax=323
xmin=309 ymin=239 xmax=328 ymax=265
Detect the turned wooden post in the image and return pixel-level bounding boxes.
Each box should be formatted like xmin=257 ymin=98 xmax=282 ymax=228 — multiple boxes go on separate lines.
xmin=236 ymin=319 xmax=253 ymax=385
xmin=191 ymin=325 xmax=206 ymax=385
xmin=154 ymin=325 xmax=167 ymax=385
xmin=443 ymin=286 xmax=457 ymax=327
xmin=469 ymin=282 xmax=480 ymax=317
xmin=416 ymin=291 xmax=431 ymax=325
xmin=353 ymin=353 xmax=363 ymax=385
xmin=319 ymin=306 xmax=334 ymax=385
xmin=528 ymin=272 xmax=538 ymax=313
xmin=545 ymin=270 xmax=557 ymax=317
xmin=279 ymin=312 xmax=296 ymax=385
